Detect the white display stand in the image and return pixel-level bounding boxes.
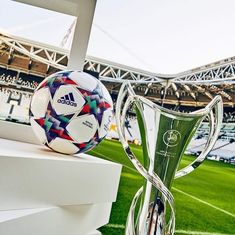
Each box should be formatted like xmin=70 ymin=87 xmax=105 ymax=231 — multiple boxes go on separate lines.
xmin=0 ymin=120 xmax=40 ymax=144
xmin=0 ymin=137 xmax=122 ymax=235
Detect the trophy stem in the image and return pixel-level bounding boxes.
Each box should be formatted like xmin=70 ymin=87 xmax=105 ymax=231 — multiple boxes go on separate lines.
xmin=126 ymin=181 xmax=169 ymax=235
xmin=147 ymin=197 xmax=165 ymax=235
xmin=138 ymin=179 xmax=167 ymax=235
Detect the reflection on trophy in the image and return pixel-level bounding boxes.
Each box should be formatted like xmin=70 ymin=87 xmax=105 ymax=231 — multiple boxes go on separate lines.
xmin=116 ymin=82 xmax=223 ymax=235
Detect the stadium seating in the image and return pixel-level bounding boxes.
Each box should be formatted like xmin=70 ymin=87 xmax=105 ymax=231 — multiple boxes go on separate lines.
xmin=18 ymin=72 xmax=44 ymax=90
xmin=0 ymin=67 xmax=17 ymax=85
xmin=0 ymin=87 xmax=31 ymax=123
xmin=11 ymin=104 xmax=29 ymax=123
xmin=0 ymin=103 xmax=11 ymax=120
xmin=0 ymin=66 xmax=44 ymax=90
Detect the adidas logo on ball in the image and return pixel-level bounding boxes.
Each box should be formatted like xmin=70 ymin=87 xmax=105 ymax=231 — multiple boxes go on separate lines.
xmin=57 ymin=92 xmax=77 ymax=107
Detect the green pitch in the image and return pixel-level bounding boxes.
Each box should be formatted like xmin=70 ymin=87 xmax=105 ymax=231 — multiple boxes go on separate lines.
xmin=89 ymin=139 xmax=235 ymax=235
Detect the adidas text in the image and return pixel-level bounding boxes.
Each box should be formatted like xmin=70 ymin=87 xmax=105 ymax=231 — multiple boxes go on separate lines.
xmin=57 ymin=99 xmax=77 ymax=107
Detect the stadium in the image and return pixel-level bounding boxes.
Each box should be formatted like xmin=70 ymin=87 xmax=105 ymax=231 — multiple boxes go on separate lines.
xmin=0 ymin=1 xmax=234 ymax=235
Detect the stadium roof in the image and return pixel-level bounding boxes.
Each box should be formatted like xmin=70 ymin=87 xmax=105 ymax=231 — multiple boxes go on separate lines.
xmin=13 ymin=0 xmax=96 ymax=70
xmin=0 ymin=30 xmax=235 ymax=107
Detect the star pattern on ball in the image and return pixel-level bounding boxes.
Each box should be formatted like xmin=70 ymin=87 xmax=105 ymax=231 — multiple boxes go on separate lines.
xmin=40 ymin=73 xmax=77 ymax=99
xmin=35 ymin=102 xmax=73 ymax=143
xmin=79 ymin=91 xmax=111 ymax=126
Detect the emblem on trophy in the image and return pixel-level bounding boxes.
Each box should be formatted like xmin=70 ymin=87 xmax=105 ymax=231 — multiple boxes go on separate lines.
xmin=163 ymin=130 xmax=181 ymax=147
xmin=116 ymin=82 xmax=223 ymax=235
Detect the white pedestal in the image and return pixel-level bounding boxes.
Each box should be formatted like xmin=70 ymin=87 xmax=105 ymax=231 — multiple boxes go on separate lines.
xmin=0 ymin=138 xmax=122 ymax=235
xmin=0 ymin=204 xmax=109 ymax=235
xmin=0 ymin=120 xmax=40 ymax=144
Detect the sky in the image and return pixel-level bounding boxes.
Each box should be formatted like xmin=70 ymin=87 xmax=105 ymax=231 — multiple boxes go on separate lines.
xmin=0 ymin=0 xmax=235 ymax=74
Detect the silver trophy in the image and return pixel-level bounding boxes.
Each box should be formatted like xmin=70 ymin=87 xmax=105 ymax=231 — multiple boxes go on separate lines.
xmin=116 ymin=82 xmax=223 ymax=235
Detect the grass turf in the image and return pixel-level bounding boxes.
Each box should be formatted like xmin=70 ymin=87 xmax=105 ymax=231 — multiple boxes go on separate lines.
xmin=89 ymin=139 xmax=235 ymax=235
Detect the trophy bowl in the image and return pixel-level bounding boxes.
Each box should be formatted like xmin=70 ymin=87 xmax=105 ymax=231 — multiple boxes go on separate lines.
xmin=115 ymin=82 xmax=223 ymax=235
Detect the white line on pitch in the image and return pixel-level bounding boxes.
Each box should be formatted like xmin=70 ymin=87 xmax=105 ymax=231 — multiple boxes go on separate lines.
xmin=175 ymin=230 xmax=235 ymax=235
xmin=105 ymin=224 xmax=234 ymax=235
xmin=173 ymin=187 xmax=235 ymax=218
xmin=106 ymin=223 xmax=125 ymax=229
xmin=91 ymin=150 xmax=138 ymax=173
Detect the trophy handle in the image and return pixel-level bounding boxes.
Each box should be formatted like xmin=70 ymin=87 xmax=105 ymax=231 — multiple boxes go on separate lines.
xmin=116 ymin=82 xmax=175 ymax=234
xmin=175 ymin=95 xmax=223 ymax=179
xmin=125 ymin=186 xmax=143 ymax=235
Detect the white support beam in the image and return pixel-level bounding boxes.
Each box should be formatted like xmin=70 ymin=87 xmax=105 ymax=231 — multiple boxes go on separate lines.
xmin=68 ymin=0 xmax=96 ymax=70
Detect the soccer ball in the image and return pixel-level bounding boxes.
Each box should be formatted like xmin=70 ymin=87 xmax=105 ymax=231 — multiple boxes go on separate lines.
xmin=30 ymin=70 xmax=113 ymax=154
